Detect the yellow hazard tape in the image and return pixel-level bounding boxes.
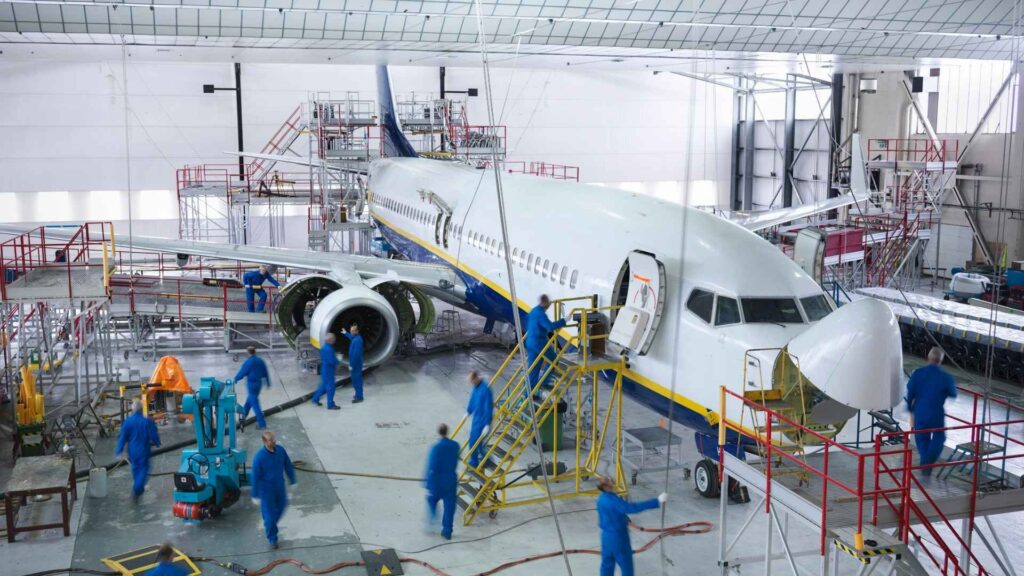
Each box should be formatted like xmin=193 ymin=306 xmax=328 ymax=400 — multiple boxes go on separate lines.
xmin=833 ymin=539 xmax=897 ymax=564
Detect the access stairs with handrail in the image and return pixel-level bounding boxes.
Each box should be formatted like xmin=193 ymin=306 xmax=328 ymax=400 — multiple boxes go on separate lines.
xmin=450 ymin=296 xmax=628 ymax=526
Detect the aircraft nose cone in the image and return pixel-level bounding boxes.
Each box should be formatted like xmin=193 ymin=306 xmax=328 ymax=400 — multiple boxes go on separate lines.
xmin=786 ymin=298 xmax=903 ymax=411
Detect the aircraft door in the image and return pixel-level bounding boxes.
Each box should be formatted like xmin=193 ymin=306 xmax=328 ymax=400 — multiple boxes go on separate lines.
xmin=608 ymin=250 xmax=666 ymax=355
xmin=793 ymin=228 xmax=827 ymax=283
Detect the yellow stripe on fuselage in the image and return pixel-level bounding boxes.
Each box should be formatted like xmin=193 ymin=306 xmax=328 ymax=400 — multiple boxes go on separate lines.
xmin=370 ymin=208 xmax=715 ymax=425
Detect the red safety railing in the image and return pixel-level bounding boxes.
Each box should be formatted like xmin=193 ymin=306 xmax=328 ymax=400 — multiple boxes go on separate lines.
xmin=720 ymin=387 xmax=910 ymax=558
xmin=452 ymin=125 xmax=507 ymax=160
xmin=250 ymin=105 xmax=304 ymax=182
xmin=851 ymin=209 xmax=936 ymax=286
xmin=107 ymin=275 xmax=277 ymax=327
xmin=0 ymin=222 xmax=115 ymax=301
xmin=867 ymin=138 xmax=959 ymax=166
xmin=721 ymin=383 xmax=1024 ymax=575
xmin=505 ymin=161 xmax=581 ymax=182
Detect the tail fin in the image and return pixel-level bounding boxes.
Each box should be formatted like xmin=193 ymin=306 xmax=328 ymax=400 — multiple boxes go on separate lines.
xmin=376 ymin=66 xmax=418 ymax=159
xmin=849 ymin=133 xmax=869 ymax=201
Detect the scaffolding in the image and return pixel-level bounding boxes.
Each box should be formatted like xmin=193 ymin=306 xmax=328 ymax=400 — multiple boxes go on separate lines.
xmin=716 ymin=373 xmax=1024 ymax=576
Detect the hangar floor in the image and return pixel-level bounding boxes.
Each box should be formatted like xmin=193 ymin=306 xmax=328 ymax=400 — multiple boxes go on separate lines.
xmin=4 ymin=336 xmax=1024 ymax=575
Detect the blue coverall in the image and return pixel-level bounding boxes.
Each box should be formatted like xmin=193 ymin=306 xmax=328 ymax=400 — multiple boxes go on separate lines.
xmin=424 ymin=436 xmax=460 ymax=539
xmin=312 ymin=343 xmax=340 ymax=408
xmin=466 ymin=380 xmax=494 ymax=468
xmin=348 ymin=333 xmax=364 ymax=401
xmin=242 ymin=270 xmax=281 ymax=313
xmin=145 ymin=561 xmax=187 ymax=576
xmin=525 ymin=305 xmax=566 ymax=393
xmin=235 ymin=355 xmax=271 ymax=429
xmin=906 ymin=364 xmax=958 ymax=472
xmin=597 ymin=492 xmax=660 ymax=576
xmin=251 ymin=444 xmax=296 ymax=546
xmin=116 ymin=412 xmax=161 ymax=497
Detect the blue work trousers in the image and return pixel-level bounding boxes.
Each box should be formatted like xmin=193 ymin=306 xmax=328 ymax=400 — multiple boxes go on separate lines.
xmin=260 ymin=492 xmax=287 ymax=545
xmin=245 ymin=287 xmax=268 ymax=313
xmin=130 ymin=459 xmax=150 ymax=496
xmin=600 ymin=537 xmax=635 ymax=576
xmin=241 ymin=390 xmax=266 ymax=429
xmin=467 ymin=427 xmax=487 ymax=468
xmin=426 ymin=489 xmax=456 ymax=539
xmin=526 ymin=345 xmax=557 ymax=393
xmin=312 ymin=373 xmax=337 ymax=408
xmin=351 ymin=368 xmax=364 ymax=401
xmin=915 ymin=429 xmax=946 ymax=473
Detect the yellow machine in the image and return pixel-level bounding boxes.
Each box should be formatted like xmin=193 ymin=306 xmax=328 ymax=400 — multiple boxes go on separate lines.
xmin=16 ymin=365 xmax=44 ymax=426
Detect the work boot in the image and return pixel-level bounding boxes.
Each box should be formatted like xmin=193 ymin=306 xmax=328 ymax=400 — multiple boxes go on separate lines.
xmin=352 ymin=397 xmax=363 ymax=404
xmin=328 ymin=405 xmax=341 ymax=411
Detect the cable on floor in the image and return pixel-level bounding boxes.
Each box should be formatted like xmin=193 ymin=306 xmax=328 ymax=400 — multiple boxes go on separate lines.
xmin=192 ymin=519 xmax=714 ymax=576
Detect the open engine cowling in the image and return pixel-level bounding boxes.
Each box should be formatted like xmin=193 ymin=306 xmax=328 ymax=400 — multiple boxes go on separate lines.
xmin=276 ymin=273 xmax=437 ymax=368
xmin=309 ymin=285 xmax=400 ymax=367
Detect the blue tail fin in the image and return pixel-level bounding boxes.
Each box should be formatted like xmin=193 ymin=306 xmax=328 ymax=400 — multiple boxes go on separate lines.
xmin=376 ymin=66 xmax=418 ymax=158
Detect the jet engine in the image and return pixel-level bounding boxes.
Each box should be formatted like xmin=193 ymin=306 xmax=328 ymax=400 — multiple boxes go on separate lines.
xmin=275 ymin=273 xmax=436 ymax=367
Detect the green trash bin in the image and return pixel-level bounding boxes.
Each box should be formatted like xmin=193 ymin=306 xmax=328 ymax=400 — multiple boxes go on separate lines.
xmin=535 ymin=399 xmax=568 ymax=452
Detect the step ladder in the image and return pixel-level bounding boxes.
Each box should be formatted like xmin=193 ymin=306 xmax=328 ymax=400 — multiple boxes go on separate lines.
xmin=451 ymin=297 xmax=627 ymax=526
xmin=830 ymin=525 xmax=928 ymax=576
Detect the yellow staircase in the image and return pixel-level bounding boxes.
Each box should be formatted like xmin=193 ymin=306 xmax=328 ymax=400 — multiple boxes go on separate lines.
xmin=451 ymin=297 xmax=627 ymax=526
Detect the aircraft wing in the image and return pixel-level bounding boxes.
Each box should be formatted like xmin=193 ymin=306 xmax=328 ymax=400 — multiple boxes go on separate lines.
xmin=0 ymin=225 xmax=459 ymax=291
xmin=731 ymin=134 xmax=870 ymax=232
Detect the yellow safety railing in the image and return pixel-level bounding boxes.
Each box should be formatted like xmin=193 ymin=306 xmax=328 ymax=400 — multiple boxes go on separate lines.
xmin=453 ymin=300 xmax=628 ymax=525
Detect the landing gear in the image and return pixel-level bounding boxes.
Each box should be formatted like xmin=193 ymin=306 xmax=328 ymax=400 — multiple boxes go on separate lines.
xmin=694 ymin=459 xmax=720 ymax=498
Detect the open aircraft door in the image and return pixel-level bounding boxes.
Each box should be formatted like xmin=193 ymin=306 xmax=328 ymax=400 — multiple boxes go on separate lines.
xmin=608 ymin=250 xmax=666 ymax=355
xmin=792 ymin=228 xmax=827 ymax=284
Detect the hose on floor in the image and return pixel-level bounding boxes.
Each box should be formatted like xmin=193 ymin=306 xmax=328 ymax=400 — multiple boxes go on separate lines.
xmin=70 ymin=371 xmax=370 ymax=482
xmin=192 ymin=520 xmax=714 ymax=576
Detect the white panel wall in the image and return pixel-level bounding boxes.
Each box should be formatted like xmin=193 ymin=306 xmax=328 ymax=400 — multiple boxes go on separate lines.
xmin=0 ymin=59 xmax=734 ymax=228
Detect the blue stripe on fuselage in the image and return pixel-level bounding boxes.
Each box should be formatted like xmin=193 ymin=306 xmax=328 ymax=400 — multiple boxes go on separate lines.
xmin=375 ymin=219 xmax=721 ymax=441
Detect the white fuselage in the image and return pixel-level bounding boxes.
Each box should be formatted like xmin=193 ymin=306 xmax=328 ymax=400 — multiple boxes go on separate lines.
xmin=367 ymin=157 xmax=839 ymax=427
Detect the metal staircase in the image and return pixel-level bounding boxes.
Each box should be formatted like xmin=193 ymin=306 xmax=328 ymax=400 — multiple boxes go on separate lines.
xmin=248 ymin=105 xmax=305 ymax=185
xmin=451 ymin=297 xmax=627 ymax=526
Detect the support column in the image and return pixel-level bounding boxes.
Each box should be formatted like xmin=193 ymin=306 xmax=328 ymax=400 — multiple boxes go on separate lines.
xmin=828 ymin=73 xmax=844 ymax=200
xmin=743 ymin=86 xmax=756 ymax=210
xmin=783 ymin=76 xmax=797 ymax=207
xmin=1014 ymin=61 xmax=1024 ymax=262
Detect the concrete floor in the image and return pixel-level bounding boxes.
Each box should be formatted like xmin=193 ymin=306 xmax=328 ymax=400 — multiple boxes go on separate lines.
xmin=5 ymin=330 xmax=1024 ymax=575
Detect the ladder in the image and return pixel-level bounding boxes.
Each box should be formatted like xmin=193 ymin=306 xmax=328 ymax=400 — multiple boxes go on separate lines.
xmin=249 ymin=106 xmax=306 ymax=185
xmin=451 ymin=298 xmax=626 ymax=526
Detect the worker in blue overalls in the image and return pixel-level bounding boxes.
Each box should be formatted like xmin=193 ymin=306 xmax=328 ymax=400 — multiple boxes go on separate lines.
xmin=312 ymin=333 xmax=341 ymax=410
xmin=524 ymin=294 xmax=566 ymax=397
xmin=424 ymin=422 xmax=460 ymax=540
xmin=242 ymin=265 xmax=281 ymax=313
xmin=145 ymin=544 xmax=187 ymax=576
xmin=345 ymin=323 xmax=365 ymax=404
xmin=906 ymin=346 xmax=958 ymax=475
xmin=116 ymin=400 xmax=162 ymax=503
xmin=465 ymin=371 xmax=493 ymax=468
xmin=251 ymin=430 xmax=296 ymax=549
xmin=596 ymin=476 xmax=667 ymax=576
xmin=235 ymin=346 xmax=271 ymax=431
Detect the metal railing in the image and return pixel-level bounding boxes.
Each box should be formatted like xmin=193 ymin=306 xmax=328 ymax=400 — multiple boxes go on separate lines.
xmin=0 ymin=222 xmax=115 ymax=301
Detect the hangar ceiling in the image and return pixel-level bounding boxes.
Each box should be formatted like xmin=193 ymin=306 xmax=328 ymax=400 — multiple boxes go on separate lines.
xmin=0 ymin=0 xmax=1019 ymax=60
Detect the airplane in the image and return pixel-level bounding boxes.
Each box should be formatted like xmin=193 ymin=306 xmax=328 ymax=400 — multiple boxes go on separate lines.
xmin=0 ymin=67 xmax=902 ymax=499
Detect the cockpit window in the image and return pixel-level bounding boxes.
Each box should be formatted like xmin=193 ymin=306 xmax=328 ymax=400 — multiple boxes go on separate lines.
xmin=715 ymin=296 xmax=741 ymax=326
xmin=741 ymin=298 xmax=804 ymax=324
xmin=686 ymin=289 xmax=714 ymax=324
xmin=800 ymin=295 xmax=832 ymax=322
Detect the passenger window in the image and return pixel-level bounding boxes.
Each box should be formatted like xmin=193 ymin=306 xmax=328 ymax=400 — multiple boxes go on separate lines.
xmin=570 ymin=269 xmax=579 ymax=289
xmin=512 ymin=247 xmax=519 ymax=260
xmin=527 ymin=254 xmax=534 ymax=270
xmin=559 ymin=266 xmax=567 ymax=285
xmin=715 ymin=296 xmax=741 ymax=326
xmin=534 ymin=257 xmax=542 ymax=274
xmin=542 ymin=260 xmax=551 ymax=278
xmin=498 ymin=242 xmax=504 ymax=257
xmin=686 ymin=289 xmax=714 ymax=324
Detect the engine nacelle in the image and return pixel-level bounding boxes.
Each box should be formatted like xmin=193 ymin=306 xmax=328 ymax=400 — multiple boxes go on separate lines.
xmin=309 ymin=284 xmax=400 ymax=368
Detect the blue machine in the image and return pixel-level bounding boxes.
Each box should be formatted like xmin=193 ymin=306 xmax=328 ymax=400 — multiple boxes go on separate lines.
xmin=172 ymin=377 xmax=248 ymax=523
